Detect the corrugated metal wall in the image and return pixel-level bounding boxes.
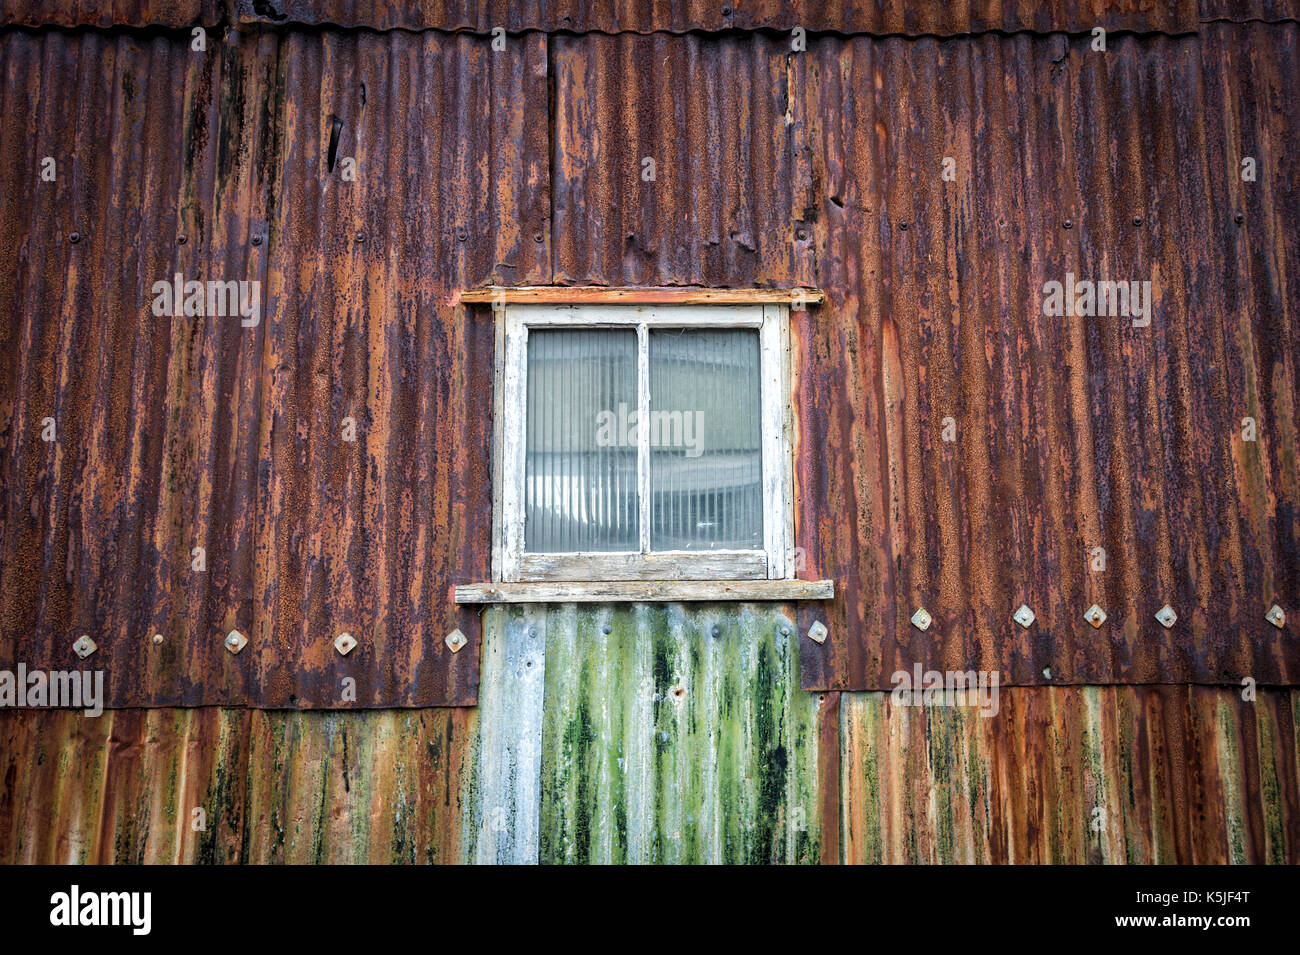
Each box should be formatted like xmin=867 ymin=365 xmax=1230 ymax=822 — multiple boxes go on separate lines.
xmin=534 ymin=604 xmax=823 ymax=864
xmin=1 ymin=1 xmax=1297 ymax=864
xmin=542 ymin=25 xmax=1299 ymax=691
xmin=3 ymin=9 xmax=1296 ymax=705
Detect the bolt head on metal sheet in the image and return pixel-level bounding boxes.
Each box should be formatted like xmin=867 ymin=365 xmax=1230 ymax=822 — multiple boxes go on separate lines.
xmin=1155 ymin=605 xmax=1178 ymax=629
xmin=445 ymin=629 xmax=466 ymax=653
xmin=334 ymin=632 xmax=357 ymax=656
xmin=1013 ymin=605 xmax=1035 ymax=628
xmin=910 ymin=608 xmax=932 ymax=632
xmin=72 ymin=634 xmax=96 ymax=658
xmin=1085 ymin=605 xmax=1107 ymax=628
xmin=807 ymin=620 xmax=828 ymax=644
xmin=1265 ymin=605 xmax=1286 ymax=629
xmin=224 ymin=629 xmax=248 ymax=654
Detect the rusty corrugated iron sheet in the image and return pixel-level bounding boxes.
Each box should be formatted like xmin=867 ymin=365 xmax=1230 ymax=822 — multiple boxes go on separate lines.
xmin=551 ymin=31 xmax=801 ymax=287
xmin=0 ymin=0 xmax=218 ymax=27
xmin=0 ymin=26 xmax=550 ymax=706
xmin=0 ymin=28 xmax=285 ymax=703
xmin=249 ymin=27 xmax=548 ymax=706
xmin=0 ymin=706 xmax=476 ymax=862
xmin=3 ymin=15 xmax=1296 ymax=708
xmin=793 ymin=24 xmax=1300 ymax=689
xmin=838 ymin=686 xmax=1300 ymax=863
xmin=1200 ymin=0 xmax=1300 ymax=21
xmin=543 ymin=25 xmax=1299 ymax=689
xmin=230 ymin=0 xmax=1203 ymax=35
xmin=3 ymin=685 xmax=1293 ymax=862
xmin=6 ymin=0 xmax=1295 ymax=34
xmin=16 ymin=0 xmax=1259 ymax=34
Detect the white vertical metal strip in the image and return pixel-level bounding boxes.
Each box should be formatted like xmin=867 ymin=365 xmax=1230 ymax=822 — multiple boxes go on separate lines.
xmin=470 ymin=605 xmax=546 ymax=864
xmin=760 ymin=305 xmax=788 ymax=578
xmin=637 ymin=321 xmax=651 ymax=555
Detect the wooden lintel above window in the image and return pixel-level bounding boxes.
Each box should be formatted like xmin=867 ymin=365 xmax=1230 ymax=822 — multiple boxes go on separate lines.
xmin=459 ymin=286 xmax=825 ymax=307
xmin=455 ymin=579 xmax=834 ymax=604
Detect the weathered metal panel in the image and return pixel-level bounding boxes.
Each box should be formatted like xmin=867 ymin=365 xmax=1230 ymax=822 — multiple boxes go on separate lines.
xmin=250 ymin=28 xmax=549 ymax=706
xmin=229 ymin=0 xmax=1202 ymax=35
xmin=0 ymin=27 xmax=549 ymax=706
xmin=5 ymin=19 xmax=1296 ymax=706
xmin=551 ymin=31 xmax=808 ymax=288
xmin=9 ymin=0 xmax=1297 ymax=37
xmin=535 ymin=603 xmax=824 ymax=863
xmin=240 ymin=707 xmax=476 ymax=863
xmin=1200 ymin=0 xmax=1300 ymax=21
xmin=784 ymin=24 xmax=1300 ymax=688
xmin=0 ymin=29 xmax=283 ymax=704
xmin=839 ymin=686 xmax=1300 ymax=863
xmin=544 ymin=26 xmax=1298 ymax=690
xmin=0 ymin=706 xmax=477 ymax=862
xmin=0 ymin=0 xmax=218 ymax=27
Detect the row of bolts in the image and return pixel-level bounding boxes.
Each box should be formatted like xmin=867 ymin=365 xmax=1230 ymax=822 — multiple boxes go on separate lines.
xmin=65 ymin=603 xmax=1287 ymax=659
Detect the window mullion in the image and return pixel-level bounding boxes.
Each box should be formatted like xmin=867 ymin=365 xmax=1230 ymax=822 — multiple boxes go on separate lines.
xmin=637 ymin=322 xmax=651 ymax=555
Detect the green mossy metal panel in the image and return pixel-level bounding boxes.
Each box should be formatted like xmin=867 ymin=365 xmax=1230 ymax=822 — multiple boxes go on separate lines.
xmin=536 ymin=603 xmax=825 ymax=864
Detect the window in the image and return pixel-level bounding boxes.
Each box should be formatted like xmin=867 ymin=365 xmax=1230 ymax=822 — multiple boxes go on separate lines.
xmin=494 ymin=304 xmax=794 ymax=583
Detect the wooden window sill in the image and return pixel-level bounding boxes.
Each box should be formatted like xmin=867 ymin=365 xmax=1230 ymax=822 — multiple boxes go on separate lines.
xmin=454 ymin=579 xmax=834 ymax=604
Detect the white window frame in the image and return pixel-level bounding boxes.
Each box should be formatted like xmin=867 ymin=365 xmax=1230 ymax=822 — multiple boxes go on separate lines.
xmin=492 ymin=303 xmax=795 ymax=583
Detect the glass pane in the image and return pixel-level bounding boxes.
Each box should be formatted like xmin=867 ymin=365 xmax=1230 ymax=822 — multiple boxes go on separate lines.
xmin=649 ymin=329 xmax=763 ymax=550
xmin=525 ymin=328 xmax=638 ymax=552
